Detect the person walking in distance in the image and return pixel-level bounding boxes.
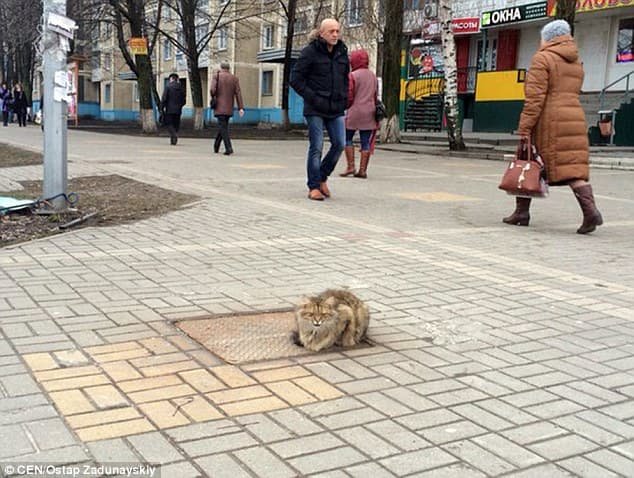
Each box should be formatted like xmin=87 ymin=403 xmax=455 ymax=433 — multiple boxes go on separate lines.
xmin=0 ymin=82 xmax=11 ymax=127
xmin=12 ymin=83 xmax=28 ymax=127
xmin=161 ymin=73 xmax=186 ymax=145
xmin=210 ymin=62 xmax=244 ymax=155
xmin=341 ymin=49 xmax=378 ymax=179
xmin=290 ymin=18 xmax=349 ymax=200
xmin=505 ymin=20 xmax=603 ymax=234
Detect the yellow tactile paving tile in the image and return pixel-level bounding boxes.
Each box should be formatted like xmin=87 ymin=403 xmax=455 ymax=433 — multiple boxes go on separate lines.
xmin=43 ymin=374 xmax=111 ymax=392
xmin=75 ymin=418 xmax=155 ymax=442
xmin=219 ymin=396 xmax=288 ymax=416
xmin=394 ymin=191 xmax=481 ymax=202
xmin=92 ymin=348 xmax=152 ymax=363
xmin=118 ymin=375 xmax=183 ymax=393
xmin=178 ymin=369 xmax=226 ymax=393
xmin=266 ymin=381 xmax=318 ymax=406
xmin=138 ymin=337 xmax=179 ymax=355
xmin=49 ymin=390 xmax=96 ymax=415
xmin=251 ymin=366 xmax=311 ymax=383
xmin=138 ymin=401 xmax=191 ymax=428
xmin=174 ymin=396 xmax=224 ymax=422
xmin=207 ymin=385 xmax=271 ymax=404
xmin=293 ymin=376 xmax=345 ymax=400
xmin=127 ymin=384 xmax=196 ymax=404
xmin=101 ymin=361 xmax=143 ymax=381
xmin=211 ymin=365 xmax=257 ymax=387
xmin=84 ymin=385 xmax=129 ymax=409
xmin=138 ymin=360 xmax=200 ymax=377
xmin=53 ymin=350 xmax=90 ymax=365
xmin=35 ymin=365 xmax=102 ymax=382
xmin=84 ymin=341 xmax=142 ymax=356
xmin=66 ymin=408 xmax=142 ymax=429
xmin=23 ymin=353 xmax=59 ymax=371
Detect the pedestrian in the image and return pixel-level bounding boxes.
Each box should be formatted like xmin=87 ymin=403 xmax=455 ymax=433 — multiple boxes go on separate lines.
xmin=161 ymin=73 xmax=186 ymax=145
xmin=290 ymin=18 xmax=349 ymax=200
xmin=0 ymin=82 xmax=11 ymax=127
xmin=505 ymin=19 xmax=603 ymax=234
xmin=12 ymin=83 xmax=28 ymax=127
xmin=210 ymin=62 xmax=244 ymax=156
xmin=340 ymin=48 xmax=378 ymax=179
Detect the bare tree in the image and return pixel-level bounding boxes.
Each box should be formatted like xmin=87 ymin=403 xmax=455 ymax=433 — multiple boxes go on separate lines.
xmin=278 ymin=0 xmax=297 ymax=129
xmin=380 ymin=0 xmax=403 ymax=143
xmin=0 ymin=0 xmax=41 ymax=101
xmin=439 ymin=0 xmax=465 ymax=150
xmin=555 ymin=0 xmax=576 ymax=35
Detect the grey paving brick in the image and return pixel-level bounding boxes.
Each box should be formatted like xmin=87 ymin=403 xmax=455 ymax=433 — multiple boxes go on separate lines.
xmin=305 ymin=363 xmax=353 ymax=383
xmin=553 ymin=415 xmax=623 ymax=446
xmin=330 ymin=359 xmax=377 ymax=379
xmin=345 ymin=461 xmax=395 ymax=478
xmin=443 ymin=439 xmax=516 ymax=475
xmin=450 ymin=403 xmax=512 ymax=431
xmin=428 ymin=388 xmax=489 ymax=407
xmin=379 ymin=447 xmax=457 ymax=476
xmin=268 ymin=409 xmax=324 ymax=436
xmin=599 ymin=400 xmax=634 ymax=420
xmin=11 ymin=444 xmax=89 ymax=463
xmin=457 ymin=374 xmax=514 ymax=396
xmin=415 ymin=463 xmax=487 ymax=477
xmin=300 ymin=397 xmax=364 ymax=419
xmin=394 ymin=361 xmax=444 ymax=381
xmin=500 ymin=389 xmax=559 ymax=408
xmin=0 ymin=424 xmax=35 ymax=459
xmin=337 ymin=377 xmax=397 ymax=394
xmin=478 ymin=370 xmax=533 ymax=392
xmin=410 ymin=379 xmax=466 ymax=396
xmin=502 ymin=463 xmax=577 ymax=478
xmin=528 ymin=434 xmax=599 ymax=460
xmin=472 ymin=433 xmax=544 ymax=468
xmin=234 ymin=447 xmax=296 ymax=478
xmin=524 ymin=399 xmax=585 ymax=419
xmin=336 ymin=426 xmax=399 ymax=459
xmin=316 ymin=407 xmax=386 ymax=430
xmin=0 ymin=374 xmax=42 ymax=397
xmin=557 ymin=456 xmax=621 ymax=478
xmin=613 ymin=440 xmax=634 ymax=459
xmin=501 ymin=421 xmax=568 ymax=446
xmin=195 ymin=454 xmax=252 ymax=478
xmin=236 ymin=414 xmax=292 ymax=443
xmin=288 ymin=446 xmax=366 ymax=475
xmin=586 ymin=448 xmax=634 ymax=476
xmin=356 ymin=391 xmax=413 ymax=417
xmin=576 ymin=410 xmax=634 ymax=439
xmin=165 ymin=420 xmax=242 ymax=442
xmin=419 ymin=420 xmax=487 ymax=445
xmin=382 ymin=387 xmax=438 ymax=412
xmin=127 ymin=431 xmax=184 ymax=465
xmin=476 ymin=399 xmax=538 ymax=425
xmin=0 ymin=404 xmax=57 ymax=426
xmin=366 ymin=420 xmax=430 ymax=451
xmin=179 ymin=432 xmax=257 ymax=457
xmin=269 ymin=432 xmax=344 ymax=459
xmin=154 ymin=461 xmax=202 ymax=478
xmin=395 ymin=408 xmax=462 ymax=432
xmin=26 ymin=418 xmax=77 ymax=451
xmin=87 ymin=438 xmax=140 ymax=463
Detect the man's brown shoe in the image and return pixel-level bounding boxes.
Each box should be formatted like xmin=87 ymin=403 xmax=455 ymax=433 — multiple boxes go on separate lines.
xmin=308 ymin=189 xmax=325 ymax=201
xmin=319 ymin=181 xmax=331 ymax=198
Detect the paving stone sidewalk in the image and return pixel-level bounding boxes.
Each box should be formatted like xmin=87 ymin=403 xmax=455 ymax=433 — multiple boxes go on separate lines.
xmin=1 ymin=127 xmax=633 ymax=477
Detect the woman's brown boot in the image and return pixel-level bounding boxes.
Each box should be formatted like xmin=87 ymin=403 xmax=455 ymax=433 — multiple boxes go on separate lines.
xmin=340 ymin=146 xmax=356 ymax=177
xmin=503 ymin=197 xmax=532 ymax=226
xmin=573 ymin=184 xmax=603 ymax=234
xmin=354 ymin=151 xmax=371 ymax=178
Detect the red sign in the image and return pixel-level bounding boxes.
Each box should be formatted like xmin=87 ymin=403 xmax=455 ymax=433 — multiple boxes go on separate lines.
xmin=547 ymin=0 xmax=633 ymax=15
xmin=452 ymin=17 xmax=481 ymax=35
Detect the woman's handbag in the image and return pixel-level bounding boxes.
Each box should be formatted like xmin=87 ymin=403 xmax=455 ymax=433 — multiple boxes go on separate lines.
xmin=499 ymin=140 xmax=548 ymax=198
xmin=375 ymin=99 xmax=386 ymax=122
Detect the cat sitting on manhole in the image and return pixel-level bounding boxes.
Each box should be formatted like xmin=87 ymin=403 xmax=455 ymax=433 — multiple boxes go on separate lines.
xmin=292 ymin=289 xmax=370 ymax=352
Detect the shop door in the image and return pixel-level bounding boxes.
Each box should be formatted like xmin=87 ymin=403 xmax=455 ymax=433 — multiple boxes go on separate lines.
xmin=456 ymin=37 xmax=470 ymax=92
xmin=475 ymin=32 xmax=498 ymax=71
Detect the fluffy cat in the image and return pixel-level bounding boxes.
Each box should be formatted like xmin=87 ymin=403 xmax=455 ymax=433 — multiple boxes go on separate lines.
xmin=293 ymin=289 xmax=370 ymax=352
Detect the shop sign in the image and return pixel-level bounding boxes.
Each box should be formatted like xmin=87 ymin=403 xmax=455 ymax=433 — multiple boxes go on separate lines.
xmin=452 ymin=17 xmax=480 ymax=35
xmin=423 ymin=20 xmax=441 ymax=39
xmin=481 ymin=2 xmax=548 ymax=28
xmin=548 ymin=0 xmax=634 ymax=15
xmin=128 ymin=37 xmax=148 ymax=56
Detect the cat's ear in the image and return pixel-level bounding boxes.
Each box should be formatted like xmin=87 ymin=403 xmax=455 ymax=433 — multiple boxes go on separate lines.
xmin=323 ymin=295 xmax=337 ymax=308
xmin=296 ymin=296 xmax=312 ymax=309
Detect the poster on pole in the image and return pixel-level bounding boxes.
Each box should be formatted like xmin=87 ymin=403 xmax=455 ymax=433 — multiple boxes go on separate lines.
xmin=67 ymin=61 xmax=78 ymax=126
xmin=128 ymin=37 xmax=148 ymax=56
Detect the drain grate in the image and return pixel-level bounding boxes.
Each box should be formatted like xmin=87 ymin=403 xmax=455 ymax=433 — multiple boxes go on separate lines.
xmin=176 ymin=310 xmax=315 ymax=364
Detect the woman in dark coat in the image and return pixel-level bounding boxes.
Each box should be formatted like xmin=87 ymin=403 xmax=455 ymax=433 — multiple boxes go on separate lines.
xmin=12 ymin=83 xmax=29 ymax=127
xmin=0 ymin=82 xmax=11 ymax=127
xmin=505 ymin=19 xmax=603 ymax=234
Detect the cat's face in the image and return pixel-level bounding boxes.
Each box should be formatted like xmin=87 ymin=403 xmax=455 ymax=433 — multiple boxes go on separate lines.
xmin=298 ymin=297 xmax=337 ymax=327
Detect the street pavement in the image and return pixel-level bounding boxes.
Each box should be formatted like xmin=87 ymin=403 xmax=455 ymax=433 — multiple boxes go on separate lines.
xmin=1 ymin=126 xmax=634 ymax=477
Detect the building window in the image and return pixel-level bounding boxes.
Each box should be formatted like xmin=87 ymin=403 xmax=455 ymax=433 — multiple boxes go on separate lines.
xmin=133 ymin=83 xmax=139 ymax=102
xmin=346 ymin=0 xmax=363 ymax=26
xmin=217 ymin=27 xmax=228 ymax=50
xmin=163 ymin=39 xmax=172 ymax=60
xmin=294 ymin=11 xmax=309 ymax=34
xmin=103 ymin=53 xmax=112 ymax=71
xmin=104 ymin=83 xmax=111 ymax=103
xmin=262 ymin=71 xmax=273 ymax=96
xmin=617 ymin=18 xmax=634 ymax=63
xmin=263 ymin=24 xmax=275 ymax=49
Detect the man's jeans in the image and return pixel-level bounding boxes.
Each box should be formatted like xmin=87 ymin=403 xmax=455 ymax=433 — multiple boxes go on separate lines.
xmin=305 ymin=115 xmax=345 ymax=190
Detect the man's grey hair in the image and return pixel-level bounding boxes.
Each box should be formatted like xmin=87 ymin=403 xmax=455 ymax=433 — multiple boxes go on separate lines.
xmin=541 ymin=19 xmax=571 ymax=42
xmin=220 ymin=61 xmax=231 ymax=70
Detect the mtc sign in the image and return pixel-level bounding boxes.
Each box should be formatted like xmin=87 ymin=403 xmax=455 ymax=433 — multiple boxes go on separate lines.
xmin=481 ymin=1 xmax=548 ymax=28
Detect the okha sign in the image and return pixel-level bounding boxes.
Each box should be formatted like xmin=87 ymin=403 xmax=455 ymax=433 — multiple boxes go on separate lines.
xmin=547 ymin=0 xmax=633 ymax=15
xmin=481 ymin=1 xmax=548 ymax=28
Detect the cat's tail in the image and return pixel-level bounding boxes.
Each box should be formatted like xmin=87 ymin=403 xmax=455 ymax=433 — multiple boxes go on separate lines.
xmin=290 ymin=330 xmax=303 ymax=347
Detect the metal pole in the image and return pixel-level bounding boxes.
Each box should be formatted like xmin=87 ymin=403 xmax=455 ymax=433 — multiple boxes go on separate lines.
xmin=42 ymin=0 xmax=68 ymax=211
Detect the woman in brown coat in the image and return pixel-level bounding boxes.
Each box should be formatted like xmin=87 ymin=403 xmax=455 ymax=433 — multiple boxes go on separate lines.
xmin=504 ymin=20 xmax=603 ymax=234
xmin=210 ymin=62 xmax=244 ymax=155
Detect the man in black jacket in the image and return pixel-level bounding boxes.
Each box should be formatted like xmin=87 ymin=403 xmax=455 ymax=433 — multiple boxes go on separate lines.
xmin=290 ymin=18 xmax=349 ymax=200
xmin=161 ymin=73 xmax=186 ymax=145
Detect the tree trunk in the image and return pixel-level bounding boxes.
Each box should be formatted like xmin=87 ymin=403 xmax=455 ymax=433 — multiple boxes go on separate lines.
xmin=439 ymin=0 xmax=465 ymax=151
xmin=186 ymin=56 xmax=205 ymax=130
xmin=380 ymin=0 xmax=403 ymax=144
xmin=281 ymin=0 xmax=297 ymax=130
xmin=556 ymin=0 xmax=576 ymax=36
xmin=136 ymin=53 xmax=158 ymax=133
xmin=182 ymin=0 xmax=204 ymax=130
